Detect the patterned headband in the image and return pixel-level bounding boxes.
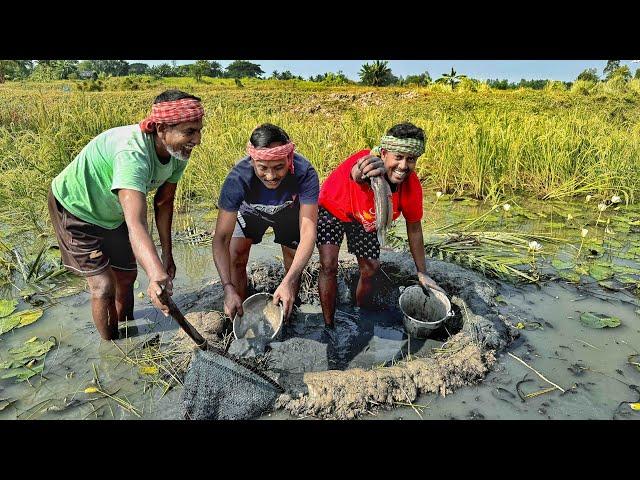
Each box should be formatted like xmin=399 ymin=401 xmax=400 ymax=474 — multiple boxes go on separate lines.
xmin=378 ymin=135 xmax=425 ymax=157
xmin=139 ymin=98 xmax=205 ymax=133
xmin=247 ymin=141 xmax=296 ymax=174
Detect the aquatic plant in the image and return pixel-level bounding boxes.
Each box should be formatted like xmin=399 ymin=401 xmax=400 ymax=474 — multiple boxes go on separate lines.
xmin=389 ymin=228 xmax=559 ymax=283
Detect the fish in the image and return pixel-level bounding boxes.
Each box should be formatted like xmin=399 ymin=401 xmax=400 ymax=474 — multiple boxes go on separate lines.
xmin=370 ymin=175 xmax=393 ymax=247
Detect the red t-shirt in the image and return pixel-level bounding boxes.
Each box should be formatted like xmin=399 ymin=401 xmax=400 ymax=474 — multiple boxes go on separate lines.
xmin=319 ymin=149 xmax=423 ymax=232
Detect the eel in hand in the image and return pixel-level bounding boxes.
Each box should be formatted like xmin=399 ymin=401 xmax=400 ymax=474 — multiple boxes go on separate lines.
xmin=370 ymin=175 xmax=393 ymax=247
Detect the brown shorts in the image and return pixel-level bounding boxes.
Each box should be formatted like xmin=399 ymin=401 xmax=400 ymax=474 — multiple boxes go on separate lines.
xmin=48 ymin=188 xmax=137 ymax=277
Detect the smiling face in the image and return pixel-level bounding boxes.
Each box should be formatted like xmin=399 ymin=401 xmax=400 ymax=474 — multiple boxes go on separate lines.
xmin=251 ymin=141 xmax=290 ymax=189
xmin=381 ymin=148 xmax=418 ymax=184
xmin=158 ymin=119 xmax=203 ymax=161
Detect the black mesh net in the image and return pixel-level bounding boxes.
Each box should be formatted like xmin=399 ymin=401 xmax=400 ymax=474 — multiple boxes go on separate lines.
xmin=182 ymin=349 xmax=280 ymax=420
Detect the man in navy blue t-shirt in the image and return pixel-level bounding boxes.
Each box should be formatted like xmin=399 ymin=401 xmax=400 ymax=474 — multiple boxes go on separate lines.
xmin=213 ymin=124 xmax=319 ymax=321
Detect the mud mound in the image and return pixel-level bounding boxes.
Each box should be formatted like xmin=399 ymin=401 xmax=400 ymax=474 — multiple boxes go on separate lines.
xmin=172 ymin=311 xmax=226 ymax=350
xmin=276 ymin=333 xmax=494 ymax=419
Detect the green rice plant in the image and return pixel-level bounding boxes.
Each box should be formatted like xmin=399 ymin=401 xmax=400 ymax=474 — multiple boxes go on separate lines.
xmin=544 ymin=80 xmax=567 ymax=92
xmin=571 ymin=79 xmax=596 ymax=95
xmin=0 ymin=81 xmax=639 ymax=235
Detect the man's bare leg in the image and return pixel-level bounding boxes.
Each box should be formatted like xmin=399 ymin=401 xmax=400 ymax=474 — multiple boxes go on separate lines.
xmin=355 ymin=257 xmax=380 ymax=309
xmin=86 ymin=269 xmax=119 ymax=340
xmin=113 ymin=268 xmax=137 ymax=322
xmin=318 ymin=244 xmax=340 ymax=328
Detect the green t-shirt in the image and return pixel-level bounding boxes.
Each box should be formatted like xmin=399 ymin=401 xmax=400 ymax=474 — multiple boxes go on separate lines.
xmin=52 ymin=124 xmax=187 ymax=229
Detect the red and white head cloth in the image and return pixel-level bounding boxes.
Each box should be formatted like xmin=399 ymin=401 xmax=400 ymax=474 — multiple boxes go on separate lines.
xmin=139 ymin=98 xmax=205 ymax=133
xmin=246 ymin=141 xmax=296 ymax=174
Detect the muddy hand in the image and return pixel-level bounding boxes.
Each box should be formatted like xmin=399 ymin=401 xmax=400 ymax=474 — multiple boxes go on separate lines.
xmin=149 ymin=277 xmax=172 ymax=317
xmin=273 ymin=280 xmax=295 ymax=322
xmin=357 ymin=155 xmax=385 ymax=180
xmin=418 ymin=272 xmax=447 ymax=295
xmin=223 ymin=284 xmax=243 ymax=319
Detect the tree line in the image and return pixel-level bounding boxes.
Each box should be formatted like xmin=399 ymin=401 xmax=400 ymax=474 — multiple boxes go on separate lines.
xmin=0 ymin=60 xmax=263 ymax=82
xmin=1 ymin=59 xmax=638 ymax=88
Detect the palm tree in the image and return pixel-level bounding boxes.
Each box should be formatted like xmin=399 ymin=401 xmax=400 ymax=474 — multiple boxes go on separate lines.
xmin=436 ymin=68 xmax=467 ymax=90
xmin=359 ymin=60 xmax=393 ymax=86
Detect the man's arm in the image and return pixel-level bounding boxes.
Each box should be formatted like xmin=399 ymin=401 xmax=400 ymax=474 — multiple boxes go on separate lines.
xmin=273 ymin=203 xmax=318 ymax=319
xmin=118 ymin=188 xmax=172 ymax=316
xmin=154 ymin=181 xmax=177 ymax=280
xmin=406 ymin=220 xmax=446 ymax=294
xmin=285 ymin=203 xmax=318 ymax=282
xmin=212 ymin=208 xmax=244 ymax=318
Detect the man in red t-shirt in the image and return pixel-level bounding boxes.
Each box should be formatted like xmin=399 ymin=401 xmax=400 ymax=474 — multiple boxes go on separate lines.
xmin=317 ymin=122 xmax=445 ymax=328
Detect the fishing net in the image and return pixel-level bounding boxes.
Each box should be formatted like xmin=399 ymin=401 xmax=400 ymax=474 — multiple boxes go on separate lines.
xmin=182 ymin=348 xmax=282 ymax=420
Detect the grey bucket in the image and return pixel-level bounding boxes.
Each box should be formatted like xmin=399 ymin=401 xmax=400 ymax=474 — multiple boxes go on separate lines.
xmin=399 ymin=285 xmax=454 ymax=339
xmin=233 ymin=293 xmax=284 ymax=341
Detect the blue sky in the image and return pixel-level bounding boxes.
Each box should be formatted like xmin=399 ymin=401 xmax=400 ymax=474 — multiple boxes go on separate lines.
xmin=128 ymin=60 xmax=639 ymax=82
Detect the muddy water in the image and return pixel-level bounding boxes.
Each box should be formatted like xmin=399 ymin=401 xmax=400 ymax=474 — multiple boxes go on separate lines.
xmin=367 ymin=281 xmax=639 ymax=420
xmin=262 ymin=279 xmax=640 ymax=420
xmin=0 ymin=240 xmax=216 ymax=420
xmin=270 ymin=305 xmax=424 ymax=373
xmin=1 ymin=197 xmax=639 ymax=420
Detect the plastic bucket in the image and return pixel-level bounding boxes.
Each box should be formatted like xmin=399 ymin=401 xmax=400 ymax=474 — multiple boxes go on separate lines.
xmin=399 ymin=285 xmax=454 ymax=339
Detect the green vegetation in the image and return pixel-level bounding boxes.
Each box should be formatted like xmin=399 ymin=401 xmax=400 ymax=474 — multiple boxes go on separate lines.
xmin=1 ymin=78 xmax=639 ymax=237
xmin=436 ymin=68 xmax=467 ymax=90
xmin=359 ymin=60 xmax=397 ymax=87
xmin=0 ymin=72 xmax=638 ymax=292
xmin=0 ymin=336 xmax=55 ymax=382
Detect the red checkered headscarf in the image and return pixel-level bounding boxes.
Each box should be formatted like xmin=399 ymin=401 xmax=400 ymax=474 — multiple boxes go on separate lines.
xmin=246 ymin=141 xmax=296 ymax=174
xmin=139 ymin=98 xmax=205 ymax=133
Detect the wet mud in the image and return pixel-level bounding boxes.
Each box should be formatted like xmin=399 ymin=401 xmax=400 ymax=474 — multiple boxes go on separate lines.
xmin=172 ymin=311 xmax=226 ymax=350
xmin=176 ymin=251 xmax=520 ymax=419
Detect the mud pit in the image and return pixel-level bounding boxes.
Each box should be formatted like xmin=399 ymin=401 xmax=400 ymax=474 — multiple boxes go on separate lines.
xmin=176 ymin=252 xmax=520 ymax=419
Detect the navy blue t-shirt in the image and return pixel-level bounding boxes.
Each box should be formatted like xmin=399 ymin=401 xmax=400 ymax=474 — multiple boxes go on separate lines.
xmin=218 ymin=153 xmax=319 ymax=219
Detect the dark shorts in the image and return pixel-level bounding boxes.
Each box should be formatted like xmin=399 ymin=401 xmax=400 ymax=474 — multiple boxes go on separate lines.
xmin=233 ymin=203 xmax=300 ymax=249
xmin=316 ymin=207 xmax=380 ymax=259
xmin=47 ymin=188 xmax=137 ymax=277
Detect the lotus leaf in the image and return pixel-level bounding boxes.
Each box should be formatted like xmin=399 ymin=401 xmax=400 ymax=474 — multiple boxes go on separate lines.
xmin=575 ymin=265 xmax=589 ymax=275
xmin=0 ymin=315 xmax=21 ymax=335
xmin=579 ymin=312 xmax=621 ymax=329
xmin=557 ymin=270 xmax=580 ymax=282
xmin=0 ymin=299 xmax=18 ymax=318
xmin=16 ymin=308 xmax=44 ymax=328
xmin=8 ymin=338 xmax=55 ymax=360
xmin=598 ymin=280 xmax=624 ymax=291
xmin=611 ymin=264 xmax=640 ymax=275
xmin=1 ymin=363 xmax=45 ymax=382
xmin=589 ymin=264 xmax=613 ymax=281
xmin=551 ymin=258 xmax=573 ymax=270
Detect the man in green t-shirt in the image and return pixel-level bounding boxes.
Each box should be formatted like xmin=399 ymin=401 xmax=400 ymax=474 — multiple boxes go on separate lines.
xmin=48 ymin=89 xmax=205 ymax=340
